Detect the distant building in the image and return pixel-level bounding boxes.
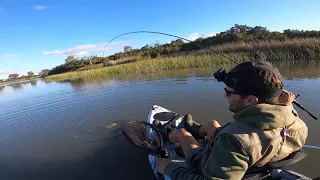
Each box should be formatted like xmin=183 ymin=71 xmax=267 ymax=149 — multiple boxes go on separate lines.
xmin=124 ymin=46 xmax=133 ymax=52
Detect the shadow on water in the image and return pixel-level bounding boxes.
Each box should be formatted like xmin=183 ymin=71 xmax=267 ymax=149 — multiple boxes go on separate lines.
xmin=0 ymin=135 xmax=155 ymax=180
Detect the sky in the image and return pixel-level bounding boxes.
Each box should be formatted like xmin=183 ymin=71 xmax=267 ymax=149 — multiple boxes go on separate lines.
xmin=0 ymin=0 xmax=320 ymax=79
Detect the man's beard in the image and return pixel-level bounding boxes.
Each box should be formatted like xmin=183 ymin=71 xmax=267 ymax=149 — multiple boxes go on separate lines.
xmin=229 ymin=103 xmax=246 ymax=113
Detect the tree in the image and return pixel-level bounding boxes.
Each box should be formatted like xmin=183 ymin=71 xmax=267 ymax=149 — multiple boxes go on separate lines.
xmin=39 ymin=69 xmax=50 ymax=77
xmin=124 ymin=46 xmax=133 ymax=52
xmin=27 ymin=71 xmax=35 ymax=78
xmin=65 ymin=55 xmax=75 ymax=63
xmin=8 ymin=74 xmax=19 ymax=81
xmin=170 ymin=39 xmax=184 ymax=46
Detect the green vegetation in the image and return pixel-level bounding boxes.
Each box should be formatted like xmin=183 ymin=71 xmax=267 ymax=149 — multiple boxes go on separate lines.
xmin=0 ymin=24 xmax=306 ymax=83
xmin=45 ymin=55 xmax=230 ymax=81
xmin=0 ymin=71 xmax=39 ymax=85
xmin=42 ymin=24 xmax=320 ymax=79
xmin=46 ymin=37 xmax=320 ymax=82
xmin=194 ymin=38 xmax=320 ymax=61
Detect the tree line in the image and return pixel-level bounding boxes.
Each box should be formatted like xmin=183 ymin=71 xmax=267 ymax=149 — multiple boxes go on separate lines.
xmin=1 ymin=71 xmax=38 ymax=82
xmin=41 ymin=24 xmax=320 ymax=76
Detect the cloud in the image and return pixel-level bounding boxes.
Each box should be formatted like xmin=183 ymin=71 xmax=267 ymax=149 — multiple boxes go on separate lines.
xmin=184 ymin=32 xmax=218 ymax=42
xmin=166 ymin=32 xmax=219 ymax=44
xmin=204 ymin=33 xmax=218 ymax=38
xmin=42 ymin=42 xmax=126 ymax=56
xmin=34 ymin=5 xmax=47 ymax=10
xmin=186 ymin=33 xmax=202 ymax=41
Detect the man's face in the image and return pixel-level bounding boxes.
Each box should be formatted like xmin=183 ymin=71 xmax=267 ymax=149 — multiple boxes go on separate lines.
xmin=224 ymin=86 xmax=249 ymax=113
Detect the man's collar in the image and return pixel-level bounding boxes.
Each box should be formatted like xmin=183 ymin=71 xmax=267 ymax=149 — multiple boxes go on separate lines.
xmin=232 ymin=104 xmax=295 ymax=130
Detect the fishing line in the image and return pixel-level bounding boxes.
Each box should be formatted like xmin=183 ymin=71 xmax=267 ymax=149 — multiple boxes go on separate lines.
xmin=103 ymin=31 xmax=318 ymax=120
xmin=102 ymin=31 xmax=238 ymax=64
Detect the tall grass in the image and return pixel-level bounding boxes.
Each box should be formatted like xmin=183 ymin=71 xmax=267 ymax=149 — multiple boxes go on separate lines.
xmin=46 ymin=55 xmax=232 ymax=81
xmin=46 ymin=38 xmax=320 ymax=82
xmin=177 ymin=38 xmax=320 ymax=62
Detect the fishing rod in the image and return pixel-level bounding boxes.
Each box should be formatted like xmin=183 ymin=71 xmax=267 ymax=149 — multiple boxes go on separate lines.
xmin=303 ymin=145 xmax=320 ymax=150
xmin=102 ymin=31 xmax=238 ymax=64
xmin=294 ymin=95 xmax=318 ymax=120
xmin=103 ymin=31 xmax=318 ymax=120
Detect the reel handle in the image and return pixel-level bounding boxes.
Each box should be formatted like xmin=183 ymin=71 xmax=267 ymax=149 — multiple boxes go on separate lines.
xmin=159 ymin=149 xmax=170 ymax=158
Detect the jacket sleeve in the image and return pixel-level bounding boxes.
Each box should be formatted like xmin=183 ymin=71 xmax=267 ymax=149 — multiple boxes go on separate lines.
xmin=164 ymin=134 xmax=250 ymax=180
xmin=184 ymin=147 xmax=204 ymax=170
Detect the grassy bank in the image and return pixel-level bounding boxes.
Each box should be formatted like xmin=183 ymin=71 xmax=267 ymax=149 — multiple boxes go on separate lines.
xmin=45 ymin=55 xmax=232 ymax=81
xmin=46 ymin=38 xmax=320 ymax=82
xmin=172 ymin=38 xmax=320 ymax=61
xmin=0 ymin=77 xmax=40 ymax=85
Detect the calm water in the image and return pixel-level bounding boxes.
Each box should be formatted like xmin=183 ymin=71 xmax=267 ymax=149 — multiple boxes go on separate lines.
xmin=0 ymin=64 xmax=320 ymax=180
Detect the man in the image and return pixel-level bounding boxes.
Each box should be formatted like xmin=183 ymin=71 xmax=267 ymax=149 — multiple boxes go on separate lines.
xmin=155 ymin=60 xmax=308 ymax=180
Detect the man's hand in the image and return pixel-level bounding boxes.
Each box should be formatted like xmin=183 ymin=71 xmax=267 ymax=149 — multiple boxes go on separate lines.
xmin=156 ymin=157 xmax=172 ymax=174
xmin=199 ymin=120 xmax=221 ymax=141
xmin=277 ymin=89 xmax=295 ymax=105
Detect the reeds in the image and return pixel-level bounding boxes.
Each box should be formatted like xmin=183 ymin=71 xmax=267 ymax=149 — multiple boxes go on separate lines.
xmin=46 ymin=38 xmax=320 ymax=82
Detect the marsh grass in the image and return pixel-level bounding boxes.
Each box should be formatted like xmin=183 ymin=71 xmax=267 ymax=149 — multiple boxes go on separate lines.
xmin=46 ymin=55 xmax=232 ymax=81
xmin=46 ymin=38 xmax=320 ymax=82
xmin=178 ymin=38 xmax=320 ymax=62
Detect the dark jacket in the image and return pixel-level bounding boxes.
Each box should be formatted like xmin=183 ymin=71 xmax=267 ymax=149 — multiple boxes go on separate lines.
xmin=164 ymin=104 xmax=308 ymax=180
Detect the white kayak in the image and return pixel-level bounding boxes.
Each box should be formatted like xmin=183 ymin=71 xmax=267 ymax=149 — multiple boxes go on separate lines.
xmin=147 ymin=105 xmax=313 ymax=180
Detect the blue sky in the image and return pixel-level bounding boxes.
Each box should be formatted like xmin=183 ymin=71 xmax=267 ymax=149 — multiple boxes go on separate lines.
xmin=1 ymin=0 xmax=320 ymax=79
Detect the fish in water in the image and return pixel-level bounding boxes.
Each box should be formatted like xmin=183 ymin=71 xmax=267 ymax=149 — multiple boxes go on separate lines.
xmin=106 ymin=122 xmax=119 ymax=129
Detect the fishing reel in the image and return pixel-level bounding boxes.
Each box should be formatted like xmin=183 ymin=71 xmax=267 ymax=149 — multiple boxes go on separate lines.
xmin=159 ymin=149 xmax=170 ymax=158
xmin=213 ymin=68 xmax=227 ymax=82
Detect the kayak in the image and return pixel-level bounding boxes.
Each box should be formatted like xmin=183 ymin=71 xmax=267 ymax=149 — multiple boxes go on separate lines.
xmin=147 ymin=105 xmax=313 ymax=180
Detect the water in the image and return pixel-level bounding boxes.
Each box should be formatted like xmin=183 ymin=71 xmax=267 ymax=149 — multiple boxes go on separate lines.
xmin=0 ymin=64 xmax=320 ymax=179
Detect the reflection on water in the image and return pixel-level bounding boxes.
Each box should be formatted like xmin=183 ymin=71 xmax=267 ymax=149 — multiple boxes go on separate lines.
xmin=0 ymin=61 xmax=319 ymax=179
xmin=7 ymin=83 xmax=23 ymax=91
xmin=276 ymin=61 xmax=320 ymax=79
xmin=66 ymin=78 xmax=86 ymax=90
xmin=1 ymin=61 xmax=320 ymax=93
xmin=0 ymin=86 xmax=5 ymax=95
xmin=30 ymin=80 xmax=37 ymax=86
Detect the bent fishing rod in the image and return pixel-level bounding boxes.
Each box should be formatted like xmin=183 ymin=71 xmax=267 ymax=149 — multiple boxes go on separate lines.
xmin=102 ymin=31 xmax=318 ymax=120
xmin=102 ymin=31 xmax=238 ymax=64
